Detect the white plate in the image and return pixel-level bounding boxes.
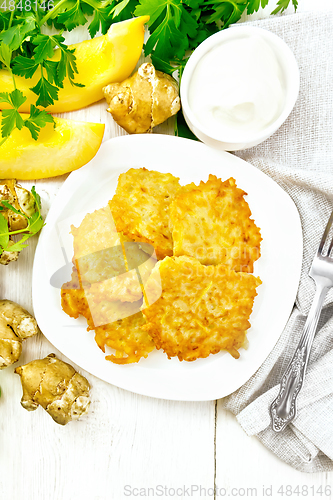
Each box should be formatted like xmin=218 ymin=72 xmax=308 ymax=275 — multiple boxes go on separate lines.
xmin=32 ymin=134 xmax=302 ymax=401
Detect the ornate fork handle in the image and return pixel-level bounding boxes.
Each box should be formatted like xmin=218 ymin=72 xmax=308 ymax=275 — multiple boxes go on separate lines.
xmin=270 ymin=284 xmax=329 ymax=432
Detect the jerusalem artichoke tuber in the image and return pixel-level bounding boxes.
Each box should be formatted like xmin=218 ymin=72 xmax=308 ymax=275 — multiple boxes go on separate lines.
xmin=0 ymin=300 xmax=38 ymax=369
xmin=0 ymin=180 xmax=37 ymax=265
xmin=103 ymin=63 xmax=181 ymax=134
xmin=15 ymin=353 xmax=91 ymax=425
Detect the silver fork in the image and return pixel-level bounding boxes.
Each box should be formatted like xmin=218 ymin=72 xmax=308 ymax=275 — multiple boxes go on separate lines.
xmin=270 ymin=210 xmax=333 ymax=433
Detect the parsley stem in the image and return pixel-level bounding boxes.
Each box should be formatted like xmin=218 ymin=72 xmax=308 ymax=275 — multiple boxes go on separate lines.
xmin=0 ymin=136 xmax=9 ymax=147
xmin=0 ymin=215 xmax=42 ymax=237
xmin=8 ymin=0 xmax=16 ymax=29
xmin=0 ymin=212 xmax=41 ymax=237
xmin=0 ymin=228 xmax=29 ymax=237
xmin=11 ymin=72 xmax=17 ymax=91
xmin=39 ymin=0 xmax=69 ymax=27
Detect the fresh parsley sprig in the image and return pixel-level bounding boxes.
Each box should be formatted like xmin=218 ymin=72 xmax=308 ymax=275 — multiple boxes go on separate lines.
xmin=12 ymin=33 xmax=84 ymax=107
xmin=0 ymin=0 xmax=85 ymax=144
xmin=0 ymin=186 xmax=45 ymax=256
xmin=0 ymin=88 xmax=54 ymax=141
xmin=0 ymin=0 xmax=298 ymax=146
xmin=45 ymin=0 xmax=138 ymax=36
xmin=0 ymin=41 xmax=54 ymax=145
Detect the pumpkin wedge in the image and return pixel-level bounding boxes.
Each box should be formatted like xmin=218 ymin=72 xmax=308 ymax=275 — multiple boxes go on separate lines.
xmin=0 ymin=16 xmax=149 ymax=113
xmin=0 ymin=115 xmax=104 ymax=179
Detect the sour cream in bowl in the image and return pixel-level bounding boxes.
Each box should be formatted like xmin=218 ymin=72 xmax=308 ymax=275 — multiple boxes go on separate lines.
xmin=180 ymin=26 xmax=300 ymax=151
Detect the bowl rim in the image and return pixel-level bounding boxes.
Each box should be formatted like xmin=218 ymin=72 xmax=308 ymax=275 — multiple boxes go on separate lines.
xmin=180 ymin=25 xmax=300 ymax=147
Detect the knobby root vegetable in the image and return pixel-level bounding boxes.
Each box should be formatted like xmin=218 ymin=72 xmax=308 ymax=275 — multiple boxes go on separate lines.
xmin=103 ymin=63 xmax=181 ymax=134
xmin=15 ymin=353 xmax=91 ymax=425
xmin=0 ymin=180 xmax=36 ymax=264
xmin=0 ymin=300 xmax=38 ymax=369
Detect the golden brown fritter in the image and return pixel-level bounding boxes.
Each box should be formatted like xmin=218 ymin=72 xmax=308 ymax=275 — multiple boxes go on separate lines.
xmin=61 ymin=169 xmax=263 ymax=367
xmin=72 ymin=205 xmax=120 ymax=262
xmin=72 ymin=206 xmax=156 ymax=303
xmin=61 ymin=267 xmax=94 ymax=329
xmin=86 ymin=258 xmax=156 ymax=305
xmin=94 ymin=307 xmax=154 ymax=365
xmin=62 ymin=206 xmax=157 ymax=363
xmin=72 ymin=205 xmax=124 ymax=284
xmin=109 ymin=168 xmax=180 ymax=259
xmin=61 ymin=267 xmax=154 ymax=364
xmin=142 ymin=256 xmax=261 ymax=361
xmin=170 ymin=175 xmax=262 ymax=272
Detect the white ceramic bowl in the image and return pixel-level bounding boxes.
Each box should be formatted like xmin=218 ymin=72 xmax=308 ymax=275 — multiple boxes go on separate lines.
xmin=180 ymin=25 xmax=300 ymax=151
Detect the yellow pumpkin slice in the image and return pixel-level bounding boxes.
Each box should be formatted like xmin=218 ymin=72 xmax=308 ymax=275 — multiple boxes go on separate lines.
xmin=0 ymin=16 xmax=149 ymax=113
xmin=0 ymin=115 xmax=104 ymax=180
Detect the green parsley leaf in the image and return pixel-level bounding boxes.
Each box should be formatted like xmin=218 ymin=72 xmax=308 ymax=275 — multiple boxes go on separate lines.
xmin=6 ymin=234 xmax=30 ymax=253
xmin=31 ymin=73 xmax=59 ymax=108
xmin=136 ymin=0 xmax=198 ymax=62
xmin=57 ymin=1 xmax=88 ymax=31
xmin=0 ymin=92 xmax=11 ymax=106
xmin=0 ymin=201 xmax=27 ymax=218
xmin=111 ymin=0 xmax=140 ymax=22
xmin=42 ymin=59 xmax=60 ymax=86
xmin=53 ymin=35 xmax=84 ymax=87
xmin=12 ymin=32 xmax=82 ymax=106
xmin=187 ymin=20 xmax=217 ymax=51
xmin=88 ymin=8 xmax=109 ymax=37
xmin=0 ymin=15 xmax=36 ymax=51
xmin=204 ymin=0 xmax=247 ymax=27
xmin=24 ymin=105 xmax=55 ymax=141
xmin=271 ymin=0 xmax=297 ymax=15
xmin=83 ymin=0 xmax=114 ymax=37
xmin=110 ymin=0 xmax=132 ymax=18
xmin=149 ymin=54 xmax=182 ymax=75
xmin=175 ymin=109 xmax=198 ymax=140
xmin=0 ymin=90 xmax=54 ymax=141
xmin=26 ymin=212 xmax=40 ymax=233
xmin=8 ymin=88 xmax=27 ymax=109
xmin=0 ymin=214 xmax=9 ymax=252
xmin=31 ymin=185 xmax=42 ymax=211
xmin=32 ymin=34 xmax=56 ymax=64
xmin=146 ymin=17 xmax=186 ymax=61
xmin=0 ymin=89 xmax=27 ymax=137
xmin=135 ymin=0 xmax=166 ymax=26
xmin=183 ymin=0 xmax=201 ymax=8
xmin=0 ymin=42 xmax=12 ymax=71
xmin=247 ymin=0 xmax=268 ymax=15
xmin=27 ymin=211 xmax=45 ymax=234
xmin=12 ymin=56 xmax=40 ymax=79
xmin=1 ymin=108 xmax=25 ymax=137
xmin=0 ymin=11 xmax=11 ymax=33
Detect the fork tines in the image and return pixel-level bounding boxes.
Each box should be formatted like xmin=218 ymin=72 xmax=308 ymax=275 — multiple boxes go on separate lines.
xmin=318 ymin=210 xmax=333 ymax=257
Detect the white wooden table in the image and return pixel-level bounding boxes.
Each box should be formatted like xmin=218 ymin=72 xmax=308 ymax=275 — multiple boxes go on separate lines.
xmin=1 ymin=2 xmax=333 ymax=499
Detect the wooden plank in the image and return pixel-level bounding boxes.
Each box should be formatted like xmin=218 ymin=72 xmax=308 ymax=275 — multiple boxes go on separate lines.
xmin=215 ymin=405 xmax=333 ymax=498
xmin=1 ymin=359 xmax=215 ymax=499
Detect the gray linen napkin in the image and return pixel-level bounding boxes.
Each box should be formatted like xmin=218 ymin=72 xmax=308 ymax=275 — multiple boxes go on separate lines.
xmin=220 ymin=11 xmax=333 ymax=473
